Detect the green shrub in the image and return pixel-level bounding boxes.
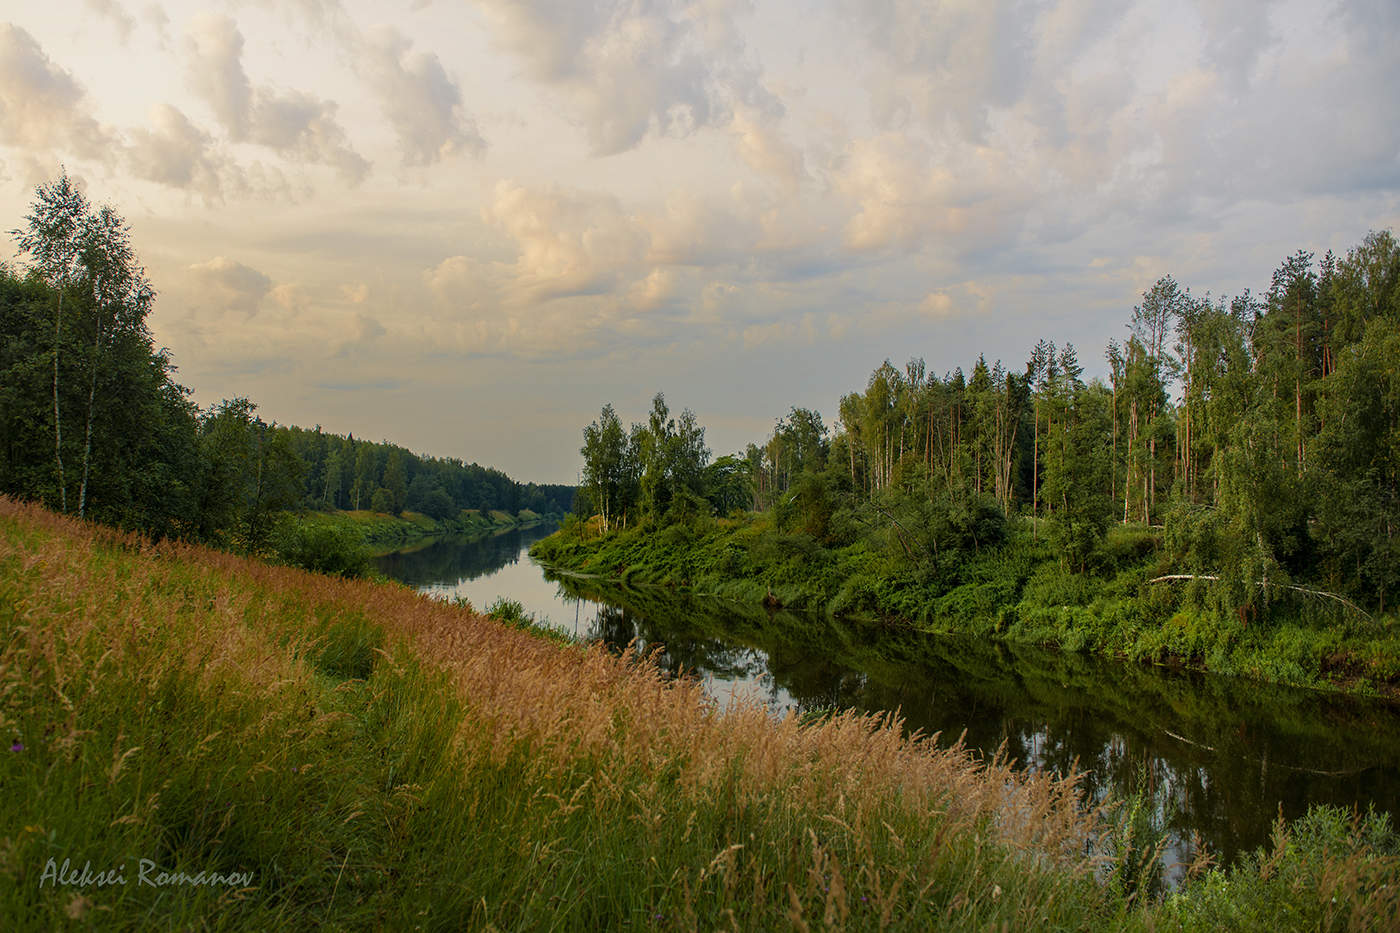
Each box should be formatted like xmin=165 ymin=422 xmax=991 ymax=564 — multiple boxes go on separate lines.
xmin=1106 ymin=522 xmax=1162 ymax=563
xmin=1021 ymin=561 xmax=1095 ymax=608
xmin=485 ymin=597 xmax=528 ymax=625
xmin=1163 ymin=806 xmax=1400 ymax=929
xmin=271 ymin=518 xmax=370 ymax=578
xmin=483 ymin=597 xmax=573 ymax=647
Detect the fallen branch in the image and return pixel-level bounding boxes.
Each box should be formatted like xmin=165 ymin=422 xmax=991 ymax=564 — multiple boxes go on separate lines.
xmin=1161 ymin=728 xmax=1368 ymax=776
xmin=1147 ymin=573 xmax=1373 ymax=621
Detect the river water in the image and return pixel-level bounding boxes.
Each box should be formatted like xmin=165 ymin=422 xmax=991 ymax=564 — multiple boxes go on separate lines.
xmin=374 ymin=522 xmax=1400 ymax=878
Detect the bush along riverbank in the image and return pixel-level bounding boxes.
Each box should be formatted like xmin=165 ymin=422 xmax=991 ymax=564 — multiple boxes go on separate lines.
xmin=4 ymin=495 xmax=1399 ymax=929
xmin=530 ymin=512 xmax=1400 ymax=700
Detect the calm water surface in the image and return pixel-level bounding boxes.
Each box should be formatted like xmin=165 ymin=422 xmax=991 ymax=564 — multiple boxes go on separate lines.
xmin=375 ymin=523 xmax=1400 ymax=878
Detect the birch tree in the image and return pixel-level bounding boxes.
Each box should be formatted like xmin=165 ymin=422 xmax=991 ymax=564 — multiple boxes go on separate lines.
xmin=74 ymin=205 xmax=154 ymax=518
xmin=11 ymin=172 xmax=89 ymax=512
xmin=12 ymin=173 xmax=155 ymax=520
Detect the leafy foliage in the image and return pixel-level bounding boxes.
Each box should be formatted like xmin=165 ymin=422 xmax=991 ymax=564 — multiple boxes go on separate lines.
xmin=269 ymin=516 xmax=371 ymax=578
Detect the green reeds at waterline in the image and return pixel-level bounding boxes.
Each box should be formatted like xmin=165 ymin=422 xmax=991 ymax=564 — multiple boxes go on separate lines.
xmin=1 ymin=496 xmax=1396 ymax=930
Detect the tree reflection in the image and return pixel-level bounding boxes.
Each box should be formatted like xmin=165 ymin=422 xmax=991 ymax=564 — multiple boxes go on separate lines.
xmin=371 ymin=524 xmax=557 ymax=586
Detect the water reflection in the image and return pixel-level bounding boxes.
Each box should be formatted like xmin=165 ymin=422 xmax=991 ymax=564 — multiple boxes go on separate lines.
xmin=372 ymin=525 xmax=551 ymax=589
xmin=375 ymin=527 xmax=1400 ymax=877
xmin=564 ymin=578 xmax=1400 ymax=872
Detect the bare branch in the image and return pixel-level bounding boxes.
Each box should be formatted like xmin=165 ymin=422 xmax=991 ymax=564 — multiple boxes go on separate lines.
xmin=1147 ymin=574 xmax=1373 ymax=620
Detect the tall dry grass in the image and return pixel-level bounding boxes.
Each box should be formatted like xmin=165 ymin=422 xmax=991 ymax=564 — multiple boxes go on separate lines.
xmin=2 ymin=495 xmax=1395 ymax=931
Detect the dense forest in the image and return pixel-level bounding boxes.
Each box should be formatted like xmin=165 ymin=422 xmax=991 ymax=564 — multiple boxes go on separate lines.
xmin=559 ymin=230 xmax=1400 ymax=674
xmin=0 ymin=175 xmax=572 ymax=556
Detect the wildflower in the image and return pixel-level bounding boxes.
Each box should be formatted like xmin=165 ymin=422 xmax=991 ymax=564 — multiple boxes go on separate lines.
xmin=9 ymin=742 xmax=21 ymax=752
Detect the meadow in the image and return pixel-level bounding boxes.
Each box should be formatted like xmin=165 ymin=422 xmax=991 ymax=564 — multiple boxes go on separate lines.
xmin=2 ymin=496 xmax=1396 ymax=930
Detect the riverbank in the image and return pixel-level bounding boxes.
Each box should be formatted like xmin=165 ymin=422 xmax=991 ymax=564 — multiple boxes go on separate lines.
xmin=296 ymin=506 xmax=555 ymax=554
xmin=263 ymin=507 xmax=559 ymax=580
xmin=5 ymin=495 xmax=1396 ymax=929
xmin=530 ymin=515 xmax=1400 ymax=700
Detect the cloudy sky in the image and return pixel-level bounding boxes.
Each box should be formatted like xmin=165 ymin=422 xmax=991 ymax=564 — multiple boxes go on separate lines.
xmin=2 ymin=1 xmax=1397 ymax=484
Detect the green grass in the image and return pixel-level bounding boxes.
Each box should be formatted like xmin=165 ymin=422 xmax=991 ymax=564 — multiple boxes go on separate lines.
xmin=3 ymin=497 xmax=1397 ymax=930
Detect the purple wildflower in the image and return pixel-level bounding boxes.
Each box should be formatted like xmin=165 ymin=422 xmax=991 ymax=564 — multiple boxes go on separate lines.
xmin=10 ymin=742 xmax=22 ymax=752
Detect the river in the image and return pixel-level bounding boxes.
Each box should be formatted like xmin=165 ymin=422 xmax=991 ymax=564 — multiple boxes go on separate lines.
xmin=374 ymin=522 xmax=1400 ymax=881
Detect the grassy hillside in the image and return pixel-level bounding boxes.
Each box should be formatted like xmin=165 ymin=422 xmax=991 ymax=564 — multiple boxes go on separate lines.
xmin=1 ymin=497 xmax=1395 ymax=929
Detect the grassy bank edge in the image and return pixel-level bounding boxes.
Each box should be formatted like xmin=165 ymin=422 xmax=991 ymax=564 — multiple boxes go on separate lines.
xmin=529 ymin=517 xmax=1400 ymax=702
xmin=297 ymin=506 xmax=558 ymax=554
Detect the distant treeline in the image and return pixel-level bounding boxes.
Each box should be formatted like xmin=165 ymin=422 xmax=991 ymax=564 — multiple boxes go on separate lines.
xmin=277 ymin=422 xmax=574 ymax=522
xmin=0 ymin=174 xmax=572 ymax=552
xmin=577 ymin=230 xmax=1400 ymax=618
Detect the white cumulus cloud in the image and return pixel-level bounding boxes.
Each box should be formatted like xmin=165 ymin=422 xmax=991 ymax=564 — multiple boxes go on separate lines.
xmin=184 ymin=14 xmax=369 ymax=183
xmin=357 ymin=24 xmax=485 ymax=166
